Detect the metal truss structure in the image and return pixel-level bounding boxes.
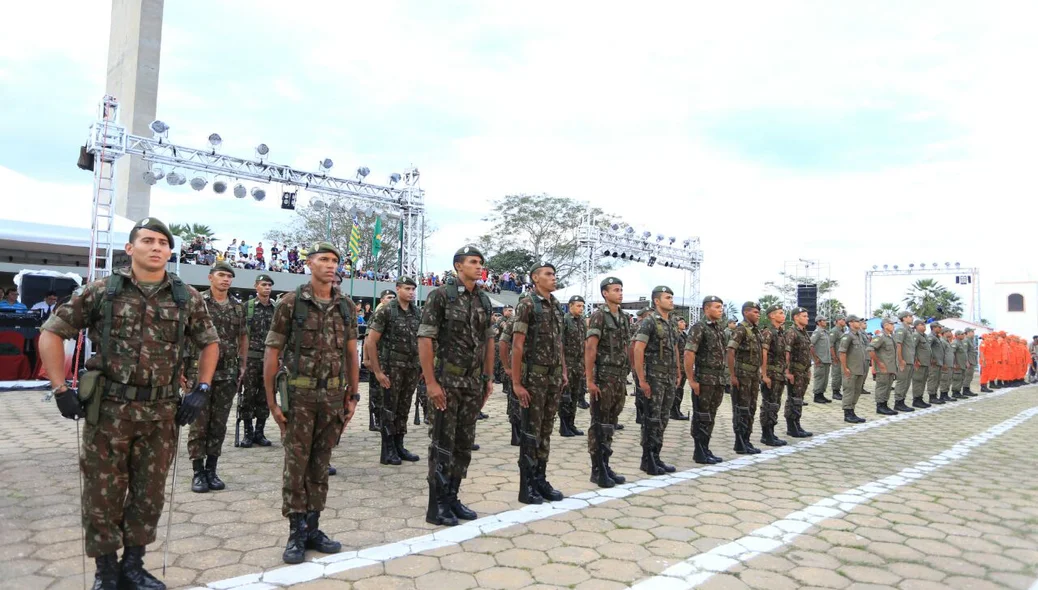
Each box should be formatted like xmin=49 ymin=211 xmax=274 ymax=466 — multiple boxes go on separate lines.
xmin=84 ymin=95 xmax=425 ymax=285
xmin=576 ymin=211 xmax=704 ymax=319
xmin=865 ymin=264 xmax=980 ymax=322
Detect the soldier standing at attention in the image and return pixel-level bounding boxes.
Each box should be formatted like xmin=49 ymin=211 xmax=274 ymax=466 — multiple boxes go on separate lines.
xmin=420 ymin=246 xmax=495 ymax=525
xmin=951 ymin=330 xmax=968 ymax=399
xmin=39 ymin=217 xmax=219 ymax=589
xmin=585 ymin=277 xmax=631 ymax=487
xmin=368 ymin=289 xmax=397 ymax=431
xmin=783 ymin=307 xmax=814 ymax=437
xmin=829 ymin=316 xmax=847 ymax=400
xmin=264 ymin=242 xmax=360 ymax=564
xmin=938 ymin=329 xmax=958 ymax=401
xmin=240 ymin=274 xmax=276 ymax=448
xmin=891 ymin=311 xmax=916 ymax=413
xmin=869 ymin=318 xmax=899 ymax=415
xmin=498 ymin=303 xmax=521 ymax=446
xmin=671 ymin=317 xmax=690 ymax=421
xmin=910 ymin=320 xmax=935 ymax=408
xmin=632 ymin=286 xmax=681 ymax=475
xmin=839 ymin=315 xmax=868 ymax=423
xmin=493 ymin=306 xmax=513 ymax=384
xmin=511 ymin=262 xmax=566 ymax=504
xmin=810 ymin=315 xmax=833 ymax=404
xmin=559 ymin=295 xmax=586 ymax=437
xmin=758 ymin=304 xmax=788 ymax=447
xmin=187 ymin=261 xmax=248 ymax=493
xmin=926 ymin=323 xmax=946 ymax=402
xmin=727 ymin=302 xmax=764 ymax=454
xmin=632 ymin=306 xmax=653 ymax=424
xmin=364 ymin=276 xmax=422 ymax=465
xmin=723 ymin=318 xmax=738 ymax=394
xmin=684 ymin=296 xmax=727 ymax=464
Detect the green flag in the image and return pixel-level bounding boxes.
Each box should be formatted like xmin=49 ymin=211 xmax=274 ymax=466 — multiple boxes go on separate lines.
xmin=371 ymin=216 xmax=383 ymax=260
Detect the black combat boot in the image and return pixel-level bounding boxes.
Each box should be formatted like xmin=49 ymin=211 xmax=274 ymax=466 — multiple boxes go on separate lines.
xmin=559 ymin=415 xmax=576 ymax=437
xmin=239 ymin=418 xmax=254 ymax=448
xmin=928 ymin=393 xmax=945 ymax=405
xmin=510 ymin=422 xmax=520 ymax=446
xmin=940 ymin=391 xmax=954 ymax=402
xmin=206 ymin=455 xmax=225 ymax=490
xmin=119 ymin=546 xmax=165 ymax=590
xmin=832 ymin=389 xmax=843 ymax=400
xmin=671 ymin=389 xmax=689 ymax=420
xmin=448 ymin=477 xmax=477 ymax=520
xmin=425 ymin=479 xmax=458 ymax=526
xmin=518 ymin=461 xmax=544 ymax=504
xmin=577 ymin=391 xmax=590 ymax=409
xmin=380 ymin=430 xmax=401 ymax=466
xmin=951 ymin=390 xmax=964 ymax=400
xmin=785 ymin=416 xmax=799 ymax=438
xmin=843 ymin=408 xmax=865 ymax=424
xmin=590 ymin=443 xmax=616 ymax=488
xmin=813 ymin=393 xmax=832 ymax=404
xmin=980 ymin=383 xmax=993 ymax=392
xmin=191 ymin=459 xmax=208 ymax=494
xmin=282 ymin=513 xmax=308 ymax=563
xmin=395 ymin=434 xmax=419 ymax=462
xmin=568 ymin=415 xmax=584 ymax=436
xmin=794 ymin=414 xmax=813 ymax=438
xmin=912 ymin=397 xmax=930 ymax=409
xmin=652 ymin=443 xmax=676 ymax=473
xmin=692 ymin=434 xmax=711 ymax=464
xmin=604 ymin=446 xmax=625 ymax=483
xmin=894 ymin=400 xmax=914 ymax=412
xmin=328 ymin=466 xmax=337 ymax=476
xmin=760 ymin=424 xmax=787 ymax=447
xmin=92 ymin=553 xmax=119 ymax=590
xmin=305 ymin=511 xmax=342 ymax=554
xmin=639 ymin=446 xmax=666 ymax=475
xmin=478 ymin=411 xmax=489 ymax=420
xmin=876 ymin=403 xmax=897 ymax=416
xmin=253 ymin=416 xmax=272 ymax=446
xmin=534 ymin=460 xmax=564 ymax=501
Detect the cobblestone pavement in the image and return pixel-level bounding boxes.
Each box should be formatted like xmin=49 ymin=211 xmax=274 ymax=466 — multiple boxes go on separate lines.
xmin=1 ymin=380 xmax=1036 ymax=590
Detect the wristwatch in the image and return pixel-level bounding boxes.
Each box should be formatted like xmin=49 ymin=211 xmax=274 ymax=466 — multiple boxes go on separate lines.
xmin=350 ymin=393 xmax=361 ymax=402
xmin=480 ymin=373 xmax=492 ymax=384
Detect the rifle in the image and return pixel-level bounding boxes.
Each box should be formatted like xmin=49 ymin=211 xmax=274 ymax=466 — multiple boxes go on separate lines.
xmin=518 ymin=406 xmax=538 ymax=470
xmin=430 ymin=397 xmax=451 ymax=490
xmin=413 ymin=390 xmax=421 ymax=425
xmin=233 ymin=383 xmax=243 ymax=447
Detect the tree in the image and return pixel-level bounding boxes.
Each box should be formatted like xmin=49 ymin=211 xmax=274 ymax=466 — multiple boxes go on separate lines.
xmin=818 ymin=298 xmax=847 ymax=320
xmin=980 ymin=318 xmax=991 ymax=327
xmin=873 ymin=302 xmax=900 ymax=319
xmin=473 ymin=193 xmax=623 ymax=286
xmin=758 ymin=294 xmax=783 ymax=312
xmin=486 ymin=249 xmax=536 ymax=275
xmin=903 ymin=279 xmax=964 ymax=320
xmin=169 ymin=222 xmax=215 ymax=241
xmin=764 ymin=274 xmax=840 ymax=306
xmin=723 ymin=302 xmax=738 ymax=322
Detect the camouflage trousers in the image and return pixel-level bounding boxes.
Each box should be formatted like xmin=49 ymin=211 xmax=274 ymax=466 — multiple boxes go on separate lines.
xmin=81 ymin=399 xmax=177 ymax=557
xmin=558 ymin=368 xmax=583 ymax=422
xmin=587 ymin=374 xmax=626 ymax=455
xmin=504 ymin=375 xmax=519 ymax=426
xmin=241 ymin=361 xmax=269 ymax=422
xmin=520 ymin=374 xmax=563 ymax=463
xmin=830 ymin=361 xmax=843 ymax=393
xmin=382 ymin=366 xmax=420 ymax=435
xmin=690 ymin=384 xmax=724 ymax=439
xmin=759 ymin=378 xmax=785 ymax=430
xmin=893 ymin=364 xmax=913 ymax=402
xmin=369 ymin=372 xmax=383 ymax=428
xmin=812 ymin=363 xmax=830 ymax=396
xmin=911 ymin=365 xmax=929 ymax=399
xmin=427 ymin=384 xmax=481 ymax=482
xmin=640 ymin=372 xmax=675 ymax=452
xmin=784 ymin=373 xmax=809 ymax=420
xmin=731 ymin=372 xmax=760 ymax=435
xmin=282 ymin=387 xmax=345 ymax=516
xmin=926 ymin=364 xmax=942 ymax=396
xmin=188 ymin=379 xmax=236 ymax=460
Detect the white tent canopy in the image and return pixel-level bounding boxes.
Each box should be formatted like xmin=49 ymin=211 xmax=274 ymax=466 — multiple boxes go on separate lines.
xmin=553 ymin=266 xmax=696 ymax=306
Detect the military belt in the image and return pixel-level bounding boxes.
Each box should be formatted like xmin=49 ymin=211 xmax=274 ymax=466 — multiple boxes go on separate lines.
xmin=790 ymin=362 xmax=809 ymax=372
xmin=595 ymin=364 xmax=628 ymax=377
xmin=527 ymin=363 xmax=563 ymax=377
xmin=441 ymin=361 xmax=479 ymax=377
xmin=101 ymin=379 xmax=178 ymax=402
xmin=737 ymin=361 xmax=760 ymax=374
xmin=696 ymin=365 xmax=725 ymax=377
xmin=247 ymin=350 xmax=264 ymax=360
xmin=287 ymin=376 xmax=343 ymax=390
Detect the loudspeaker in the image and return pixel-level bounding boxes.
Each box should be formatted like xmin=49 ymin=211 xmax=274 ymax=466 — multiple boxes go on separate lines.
xmin=797 ymin=284 xmax=818 ymax=331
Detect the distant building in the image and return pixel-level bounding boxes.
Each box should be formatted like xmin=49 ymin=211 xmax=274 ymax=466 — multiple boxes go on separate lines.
xmin=993 ymin=281 xmax=1038 ymax=338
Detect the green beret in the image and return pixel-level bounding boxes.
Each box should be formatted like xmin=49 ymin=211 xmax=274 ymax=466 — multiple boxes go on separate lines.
xmin=379 ymin=289 xmax=395 ymax=299
xmin=638 ymin=307 xmax=653 ymax=318
xmin=790 ymin=306 xmax=808 ymax=317
xmin=453 ymin=245 xmax=485 ymax=264
xmin=765 ymin=304 xmax=784 ymax=316
xmin=568 ymin=295 xmax=585 ymax=305
xmin=307 ymin=241 xmax=342 ymax=261
xmin=600 ymin=277 xmax=622 ymax=290
xmin=396 ymin=275 xmax=417 ymax=287
xmin=742 ymin=301 xmax=761 ymax=312
xmin=846 ymin=314 xmax=863 ymax=322
xmin=652 ymin=285 xmax=674 ymax=296
xmin=913 ymin=319 xmax=925 ymax=327
xmin=130 ymin=216 xmax=174 ymax=246
xmin=897 ymin=311 xmax=913 ymax=320
xmin=209 ymin=261 xmax=236 ymax=277
xmin=255 ymin=274 xmax=274 ymax=285
xmin=702 ymin=295 xmax=723 ymax=306
xmin=530 ymin=261 xmax=555 ymax=275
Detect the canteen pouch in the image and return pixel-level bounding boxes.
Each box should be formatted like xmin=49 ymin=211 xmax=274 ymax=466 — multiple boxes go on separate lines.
xmin=78 ymin=369 xmax=104 ymax=426
xmin=275 ymin=366 xmax=290 ymax=413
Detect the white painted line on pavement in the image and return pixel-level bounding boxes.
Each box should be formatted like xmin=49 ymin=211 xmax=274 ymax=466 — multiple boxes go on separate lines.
xmin=198 ymin=388 xmax=1016 ymax=589
xmin=627 ymin=404 xmax=1038 ymax=590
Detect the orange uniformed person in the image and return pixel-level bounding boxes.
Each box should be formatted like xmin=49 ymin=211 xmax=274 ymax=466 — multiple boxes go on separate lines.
xmin=979 ymin=333 xmax=995 ymax=392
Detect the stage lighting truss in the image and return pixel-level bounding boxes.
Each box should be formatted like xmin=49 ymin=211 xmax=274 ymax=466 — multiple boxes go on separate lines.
xmin=864 ymin=263 xmax=980 ymax=322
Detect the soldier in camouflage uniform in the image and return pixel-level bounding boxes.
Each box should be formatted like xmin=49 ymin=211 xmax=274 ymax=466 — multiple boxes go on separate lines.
xmin=910 ymin=319 xmax=935 ymax=407
xmin=419 ymin=246 xmax=495 ymax=526
xmin=497 ymin=306 xmax=521 ymax=445
xmin=684 ymin=296 xmax=727 ymax=464
xmin=39 ymin=217 xmax=219 ymax=590
xmin=632 ymin=286 xmax=681 ymax=475
xmin=727 ymin=302 xmax=763 ymax=454
xmin=511 ymin=262 xmax=566 ymax=504
xmin=186 ymin=262 xmax=247 ymax=493
xmin=264 ymin=242 xmax=360 ymax=564
xmin=493 ymin=306 xmax=513 ymax=383
xmin=810 ymin=316 xmax=833 ymax=404
xmin=891 ymin=311 xmax=917 ymax=413
xmin=758 ymin=303 xmax=788 ymax=447
xmin=368 ymin=289 xmax=397 ymax=431
xmin=829 ymin=316 xmax=847 ymax=400
xmin=585 ymin=277 xmax=631 ymax=487
xmin=632 ymin=306 xmax=653 ymax=424
xmin=364 ymin=276 xmax=422 ymax=466
xmin=240 ymin=274 xmax=276 ymax=448
xmin=783 ymin=307 xmax=814 ymax=438
xmin=723 ymin=318 xmax=738 ymax=394
xmin=670 ymin=317 xmax=690 ymax=421
xmin=559 ymin=295 xmax=586 ymax=438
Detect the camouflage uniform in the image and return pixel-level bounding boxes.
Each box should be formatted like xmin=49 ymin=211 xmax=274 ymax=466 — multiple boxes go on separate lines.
xmin=685 ymin=311 xmax=727 ymax=463
xmin=728 ymin=312 xmax=763 ymax=454
xmin=368 ymin=299 xmax=421 ymax=463
xmin=243 ymin=297 xmax=275 ymax=434
xmin=498 ymin=315 xmax=520 ymax=428
xmin=41 ymin=266 xmax=218 ymax=558
xmin=672 ymin=325 xmax=689 ymax=419
xmin=265 ymin=282 xmax=358 ymax=517
xmin=187 ymin=290 xmax=245 ymax=466
xmin=586 ymin=300 xmax=631 ymax=486
xmin=633 ymin=305 xmax=680 ymax=474
xmin=759 ymin=321 xmax=788 ymax=445
xmin=784 ymin=318 xmax=813 ymax=436
xmin=559 ymin=310 xmax=586 ymax=436
xmin=513 ymin=290 xmax=565 ymax=502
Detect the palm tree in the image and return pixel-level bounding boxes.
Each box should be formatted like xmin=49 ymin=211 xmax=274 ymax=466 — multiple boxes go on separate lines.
xmin=723 ymin=302 xmax=738 ymax=322
xmin=758 ymin=294 xmax=782 ymax=311
xmin=819 ymin=298 xmax=847 ymax=320
xmin=873 ymin=302 xmax=900 ymax=319
xmin=168 ymin=222 xmax=215 ymax=241
xmin=903 ymin=279 xmax=963 ymax=320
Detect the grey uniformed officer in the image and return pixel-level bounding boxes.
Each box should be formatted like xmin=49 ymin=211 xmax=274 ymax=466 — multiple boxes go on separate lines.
xmin=939 ymin=329 xmax=957 ymax=400
xmin=909 ymin=320 xmax=934 ymax=408
xmin=868 ymin=318 xmax=899 ymax=415
xmin=838 ymin=314 xmax=867 ymax=423
xmin=926 ymin=323 xmax=946 ymax=403
xmin=810 ymin=316 xmax=832 ymax=403
xmin=962 ymin=328 xmax=978 ymax=396
xmin=829 ymin=316 xmax=847 ymax=400
xmin=891 ymin=311 xmax=916 ymax=412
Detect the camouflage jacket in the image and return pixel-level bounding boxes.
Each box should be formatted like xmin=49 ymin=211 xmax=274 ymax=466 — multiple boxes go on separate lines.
xmin=686 ymin=318 xmax=727 ymax=385
xmin=498 ymin=315 xmax=515 ymax=344
xmin=514 ymin=293 xmax=564 ymax=386
xmin=417 ymin=283 xmax=494 ymax=388
xmin=368 ymin=300 xmax=420 ymax=369
xmin=761 ymin=324 xmax=789 ymax=380
xmin=587 ymin=307 xmax=632 ymax=380
xmin=676 ymin=328 xmax=688 ymax=377
xmin=728 ymin=320 xmax=763 ymax=376
xmin=633 ymin=311 xmax=679 ymax=379
xmin=188 ymin=290 xmax=245 ymax=381
xmin=785 ymin=324 xmax=812 ymax=375
xmin=562 ymin=313 xmax=586 ymax=374
xmin=246 ymin=297 xmax=276 ymax=355
xmin=265 ymin=283 xmax=358 ymax=382
xmin=41 ymin=267 xmax=218 ymax=417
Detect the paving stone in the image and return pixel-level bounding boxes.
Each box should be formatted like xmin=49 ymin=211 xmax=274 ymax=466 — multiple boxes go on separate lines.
xmin=531 ymin=562 xmax=591 ymax=586
xmin=495 ymin=548 xmax=548 ymax=568
xmin=353 ymin=575 xmax=415 ymax=590
xmin=474 ymin=566 xmax=534 ymax=589
xmin=839 ymin=565 xmax=902 ymax=585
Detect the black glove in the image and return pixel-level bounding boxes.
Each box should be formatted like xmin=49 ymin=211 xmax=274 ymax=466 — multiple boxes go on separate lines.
xmin=54 ymin=388 xmax=83 ymax=420
xmin=175 ymin=383 xmax=210 ymax=427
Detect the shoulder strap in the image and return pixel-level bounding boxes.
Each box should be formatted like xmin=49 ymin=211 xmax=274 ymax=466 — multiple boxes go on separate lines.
xmin=246 ymin=298 xmax=256 ymax=337
xmin=168 ymin=274 xmax=190 ymax=383
xmin=337 ymin=297 xmax=351 ymax=385
xmin=100 ymin=274 xmax=123 ymax=373
xmin=478 ymin=291 xmax=492 ymax=317
xmin=291 ymin=286 xmax=306 ymax=377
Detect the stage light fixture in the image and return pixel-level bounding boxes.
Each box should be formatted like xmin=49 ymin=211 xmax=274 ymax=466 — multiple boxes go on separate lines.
xmin=944 ymin=262 xmax=950 ymax=268
xmin=611 ymin=252 xmax=618 ymax=258
xmin=319 ymin=158 xmax=334 ymax=173
xmin=208 ymin=133 xmax=222 ymax=148
xmin=356 ymin=166 xmax=370 ymax=181
xmin=166 ymin=171 xmax=185 ymax=186
xmin=656 ymin=234 xmax=665 ymax=242
xmin=149 ymin=120 xmax=169 ymax=137
xmin=641 ymin=231 xmax=651 ymax=239
xmin=872 ymin=265 xmax=878 ymax=270
xmin=683 ymin=239 xmax=691 ymax=247
xmin=626 ymin=227 xmax=635 ymax=235
xmin=647 ymin=255 xmax=656 ymax=267
xmin=143 ymin=167 xmax=164 ymax=185
xmin=212 ymin=178 xmax=228 ymax=194
xmin=611 ymin=223 xmax=620 ymax=231
xmin=668 ymin=236 xmax=676 ymax=244
xmin=954 ymin=262 xmax=960 ymax=268
xmin=251 ymin=187 xmax=266 ymax=201
xmin=189 ymin=176 xmax=207 ymax=191
xmin=388 ymin=173 xmax=402 ymax=186
xmin=932 ymin=262 xmax=937 ymax=268
xmin=281 ymin=191 xmax=297 ymax=210
xmin=620 ymin=253 xmax=627 ymax=260
xmin=893 ymin=264 xmax=899 ymax=270
xmin=255 ymin=144 xmax=270 ymax=160
xmin=233 ymin=183 xmax=247 ymax=198
xmin=909 ymin=263 xmax=915 ymax=268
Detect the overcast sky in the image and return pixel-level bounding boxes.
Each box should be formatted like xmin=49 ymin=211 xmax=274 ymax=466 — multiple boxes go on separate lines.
xmin=2 ymin=1 xmax=1036 ymax=320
